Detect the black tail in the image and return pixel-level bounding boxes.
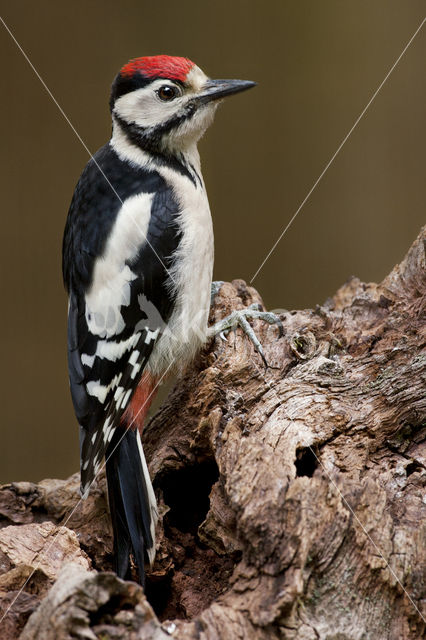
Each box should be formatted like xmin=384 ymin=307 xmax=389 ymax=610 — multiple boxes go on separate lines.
xmin=105 ymin=428 xmax=157 ymax=586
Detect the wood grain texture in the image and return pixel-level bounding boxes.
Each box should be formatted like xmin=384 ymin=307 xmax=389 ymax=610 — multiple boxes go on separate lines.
xmin=0 ymin=226 xmax=425 ymax=639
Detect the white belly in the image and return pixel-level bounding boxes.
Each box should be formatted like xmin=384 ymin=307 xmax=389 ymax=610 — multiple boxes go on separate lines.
xmin=147 ymin=164 xmax=214 ymax=376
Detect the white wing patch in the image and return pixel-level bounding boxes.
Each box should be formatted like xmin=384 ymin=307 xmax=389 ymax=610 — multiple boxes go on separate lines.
xmin=85 ymin=191 xmax=155 ymax=339
xmin=85 ymin=266 xmax=136 ymax=337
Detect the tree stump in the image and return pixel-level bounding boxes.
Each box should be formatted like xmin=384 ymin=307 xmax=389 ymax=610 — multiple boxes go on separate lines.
xmin=0 ymin=226 xmax=425 ymax=640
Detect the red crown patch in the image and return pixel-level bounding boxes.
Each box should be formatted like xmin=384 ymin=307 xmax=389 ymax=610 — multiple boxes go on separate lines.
xmin=120 ymin=56 xmax=195 ymax=82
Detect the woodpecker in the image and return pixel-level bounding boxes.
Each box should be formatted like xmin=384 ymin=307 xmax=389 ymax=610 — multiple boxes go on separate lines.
xmin=62 ymin=55 xmax=258 ymax=585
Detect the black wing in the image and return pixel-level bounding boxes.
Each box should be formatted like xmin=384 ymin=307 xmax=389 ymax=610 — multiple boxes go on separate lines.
xmin=63 ymin=143 xmax=181 ymax=495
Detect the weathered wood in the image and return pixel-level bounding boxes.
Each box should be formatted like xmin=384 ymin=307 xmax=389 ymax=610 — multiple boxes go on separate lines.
xmin=0 ymin=226 xmax=425 ymax=640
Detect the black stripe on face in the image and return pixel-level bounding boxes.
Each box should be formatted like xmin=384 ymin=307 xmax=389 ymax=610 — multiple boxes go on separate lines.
xmin=113 ymin=112 xmax=198 ymax=187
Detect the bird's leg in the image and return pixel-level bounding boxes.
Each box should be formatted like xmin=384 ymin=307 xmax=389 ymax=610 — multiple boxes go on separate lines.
xmin=207 ymin=302 xmax=284 ymax=367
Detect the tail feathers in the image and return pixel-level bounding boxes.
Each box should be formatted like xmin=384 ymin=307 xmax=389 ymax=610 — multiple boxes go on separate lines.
xmin=135 ymin=430 xmax=159 ymax=565
xmin=105 ymin=428 xmax=158 ymax=585
xmin=80 ymin=418 xmax=116 ymax=499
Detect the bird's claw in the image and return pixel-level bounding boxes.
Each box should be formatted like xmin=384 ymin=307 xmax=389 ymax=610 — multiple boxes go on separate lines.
xmin=207 ymin=306 xmax=284 ymax=367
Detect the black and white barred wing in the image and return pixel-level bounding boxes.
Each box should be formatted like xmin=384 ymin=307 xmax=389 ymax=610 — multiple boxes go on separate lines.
xmin=72 ymin=291 xmax=164 ymax=498
xmin=63 ymin=153 xmax=181 ymax=497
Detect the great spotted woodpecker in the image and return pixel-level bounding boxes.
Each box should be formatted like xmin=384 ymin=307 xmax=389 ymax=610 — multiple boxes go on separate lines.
xmin=62 ymin=56 xmax=259 ymax=585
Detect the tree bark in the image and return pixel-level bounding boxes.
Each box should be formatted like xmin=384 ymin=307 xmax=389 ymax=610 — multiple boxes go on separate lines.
xmin=0 ymin=227 xmax=425 ymax=640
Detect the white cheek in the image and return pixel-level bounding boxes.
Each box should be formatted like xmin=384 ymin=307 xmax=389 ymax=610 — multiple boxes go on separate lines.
xmin=114 ymin=85 xmax=182 ymax=128
xmin=115 ymin=88 xmax=178 ymax=127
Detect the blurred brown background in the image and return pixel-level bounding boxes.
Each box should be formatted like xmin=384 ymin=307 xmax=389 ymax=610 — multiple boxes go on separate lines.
xmin=1 ymin=1 xmax=425 ymax=483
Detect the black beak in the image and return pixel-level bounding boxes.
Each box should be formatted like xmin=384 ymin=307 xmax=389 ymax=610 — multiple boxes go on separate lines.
xmin=197 ymin=79 xmax=257 ymax=104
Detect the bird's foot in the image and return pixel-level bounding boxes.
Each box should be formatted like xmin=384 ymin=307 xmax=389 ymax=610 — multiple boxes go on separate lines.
xmin=207 ymin=303 xmax=284 ymax=367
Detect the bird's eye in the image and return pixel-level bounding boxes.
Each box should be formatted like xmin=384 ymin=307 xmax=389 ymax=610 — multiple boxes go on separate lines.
xmin=157 ymin=85 xmax=179 ymax=101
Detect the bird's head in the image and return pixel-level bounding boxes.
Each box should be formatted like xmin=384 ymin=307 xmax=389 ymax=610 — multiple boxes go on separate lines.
xmin=110 ymin=55 xmax=256 ymax=156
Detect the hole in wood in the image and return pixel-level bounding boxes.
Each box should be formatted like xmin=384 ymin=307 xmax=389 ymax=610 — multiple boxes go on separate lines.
xmin=405 ymin=461 xmax=422 ymax=477
xmin=295 ymin=447 xmax=318 ymax=478
xmin=161 ymin=459 xmax=219 ymax=534
xmin=146 ymin=458 xmax=238 ymax=621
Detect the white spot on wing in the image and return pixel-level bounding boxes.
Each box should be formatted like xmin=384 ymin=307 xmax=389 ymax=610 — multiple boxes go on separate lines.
xmin=145 ymin=327 xmax=160 ymax=344
xmin=121 ymin=388 xmax=132 ymax=409
xmin=86 ymin=373 xmax=122 ymax=403
xmin=82 ymin=333 xmax=141 ymax=366
xmin=114 ymin=386 xmax=125 ymax=401
xmin=103 ymin=417 xmax=115 ymax=444
xmin=129 ymin=350 xmax=140 ymax=366
xmin=130 ymin=362 xmax=142 ymax=380
xmin=81 ymin=353 xmax=95 ymax=367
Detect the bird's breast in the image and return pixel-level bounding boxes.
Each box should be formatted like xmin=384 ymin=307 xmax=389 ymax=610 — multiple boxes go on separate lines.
xmin=147 ymin=167 xmax=214 ymax=376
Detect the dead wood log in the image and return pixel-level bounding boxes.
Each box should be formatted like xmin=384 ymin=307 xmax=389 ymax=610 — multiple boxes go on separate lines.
xmin=0 ymin=226 xmax=425 ymax=640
